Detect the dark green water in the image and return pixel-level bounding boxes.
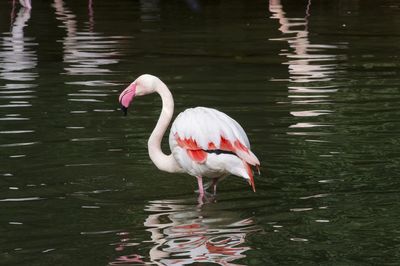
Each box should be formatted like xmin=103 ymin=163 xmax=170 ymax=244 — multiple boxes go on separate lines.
xmin=1 ymin=0 xmax=400 ymax=265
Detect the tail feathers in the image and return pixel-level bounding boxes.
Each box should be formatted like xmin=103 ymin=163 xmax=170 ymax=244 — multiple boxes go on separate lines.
xmin=235 ymin=149 xmax=260 ymax=166
xmin=229 ymin=161 xmax=256 ymax=192
xmin=244 ymin=161 xmax=256 ymax=192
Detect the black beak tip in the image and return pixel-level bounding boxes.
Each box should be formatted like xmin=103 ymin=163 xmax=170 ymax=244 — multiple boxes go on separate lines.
xmin=121 ymin=105 xmax=128 ymax=116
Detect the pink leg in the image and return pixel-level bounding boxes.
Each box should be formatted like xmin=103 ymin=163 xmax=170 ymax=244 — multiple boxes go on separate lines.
xmin=196 ymin=176 xmax=204 ymax=196
xmin=197 ymin=194 xmax=204 ymax=206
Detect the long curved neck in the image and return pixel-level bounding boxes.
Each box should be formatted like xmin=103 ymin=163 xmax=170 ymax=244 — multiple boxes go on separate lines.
xmin=147 ymin=80 xmax=181 ymax=173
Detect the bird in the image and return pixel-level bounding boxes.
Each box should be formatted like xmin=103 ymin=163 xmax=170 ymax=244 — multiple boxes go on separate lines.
xmin=119 ymin=74 xmax=260 ymax=200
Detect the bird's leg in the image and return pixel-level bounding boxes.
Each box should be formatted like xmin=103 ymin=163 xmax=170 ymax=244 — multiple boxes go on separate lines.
xmin=196 ymin=176 xmax=204 ymax=196
xmin=196 ymin=176 xmax=205 ymax=206
xmin=197 ymin=194 xmax=204 ymax=206
xmin=212 ymin=178 xmax=218 ymax=196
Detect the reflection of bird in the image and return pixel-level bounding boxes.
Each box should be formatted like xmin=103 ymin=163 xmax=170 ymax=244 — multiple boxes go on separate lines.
xmin=110 ymin=199 xmax=258 ymax=265
xmin=119 ymin=75 xmax=260 ymax=199
xmin=19 ymin=0 xmax=32 ymax=9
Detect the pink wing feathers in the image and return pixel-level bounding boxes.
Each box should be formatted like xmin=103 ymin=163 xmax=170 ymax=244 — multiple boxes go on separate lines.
xmin=169 ymin=107 xmax=260 ymax=168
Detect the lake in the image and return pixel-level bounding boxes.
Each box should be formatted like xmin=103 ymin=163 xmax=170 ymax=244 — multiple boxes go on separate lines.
xmin=1 ymin=0 xmax=400 ymax=265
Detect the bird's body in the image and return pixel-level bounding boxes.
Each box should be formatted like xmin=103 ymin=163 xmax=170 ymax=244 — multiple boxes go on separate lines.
xmin=169 ymin=107 xmax=259 ymax=187
xmin=119 ymin=74 xmax=260 ymax=199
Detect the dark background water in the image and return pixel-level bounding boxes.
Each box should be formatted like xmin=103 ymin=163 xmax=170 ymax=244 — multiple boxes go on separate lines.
xmin=1 ymin=0 xmax=400 ymax=265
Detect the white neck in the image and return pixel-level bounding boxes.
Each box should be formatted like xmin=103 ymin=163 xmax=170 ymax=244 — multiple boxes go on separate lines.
xmin=147 ymin=79 xmax=182 ymax=173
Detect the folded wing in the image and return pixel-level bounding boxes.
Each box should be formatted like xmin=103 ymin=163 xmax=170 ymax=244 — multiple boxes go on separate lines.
xmin=169 ymin=107 xmax=260 ymax=167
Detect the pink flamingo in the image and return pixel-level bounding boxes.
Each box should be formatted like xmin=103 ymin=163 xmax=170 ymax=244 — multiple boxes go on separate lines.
xmin=119 ymin=75 xmax=260 ymax=199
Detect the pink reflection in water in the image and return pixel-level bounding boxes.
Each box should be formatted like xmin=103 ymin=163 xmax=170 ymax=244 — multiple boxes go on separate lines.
xmin=110 ymin=200 xmax=260 ymax=265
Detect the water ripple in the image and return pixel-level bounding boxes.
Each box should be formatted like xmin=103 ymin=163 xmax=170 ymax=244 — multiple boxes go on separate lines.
xmin=0 ymin=141 xmax=38 ymax=147
xmin=0 ymin=130 xmax=34 ymax=134
xmin=0 ymin=5 xmax=37 ymax=171
xmin=0 ymin=197 xmax=44 ymax=202
xmin=269 ymin=0 xmax=347 ymax=141
xmin=54 ymin=1 xmax=129 ymax=79
xmin=0 ymin=9 xmax=37 ymax=82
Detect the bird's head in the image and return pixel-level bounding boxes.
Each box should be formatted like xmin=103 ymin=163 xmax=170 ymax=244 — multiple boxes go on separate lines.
xmin=119 ymin=74 xmax=159 ymax=115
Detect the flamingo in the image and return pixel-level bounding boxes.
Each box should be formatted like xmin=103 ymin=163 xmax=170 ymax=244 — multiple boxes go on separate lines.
xmin=119 ymin=74 xmax=260 ymax=199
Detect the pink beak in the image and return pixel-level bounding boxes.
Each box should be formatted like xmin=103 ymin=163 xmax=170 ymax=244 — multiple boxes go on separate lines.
xmin=119 ymin=83 xmax=136 ymax=116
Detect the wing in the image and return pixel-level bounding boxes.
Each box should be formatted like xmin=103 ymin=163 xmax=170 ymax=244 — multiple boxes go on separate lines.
xmin=169 ymin=107 xmax=260 ymax=166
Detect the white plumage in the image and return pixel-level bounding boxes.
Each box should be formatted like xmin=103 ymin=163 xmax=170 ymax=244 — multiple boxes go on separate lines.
xmin=170 ymin=107 xmax=250 ymax=149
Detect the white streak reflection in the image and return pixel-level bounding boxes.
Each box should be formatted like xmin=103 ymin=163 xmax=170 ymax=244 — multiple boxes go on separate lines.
xmin=53 ymin=0 xmax=129 ymax=105
xmin=269 ymin=0 xmax=347 ymax=138
xmin=0 ymin=4 xmax=37 ymax=152
xmin=0 ymin=7 xmax=37 ymax=82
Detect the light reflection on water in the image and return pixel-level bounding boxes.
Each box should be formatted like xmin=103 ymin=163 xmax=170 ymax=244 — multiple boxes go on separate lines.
xmin=53 ymin=0 xmax=129 ymax=107
xmin=0 ymin=4 xmax=37 ymax=158
xmin=110 ymin=199 xmax=260 ymax=265
xmin=1 ymin=7 xmax=37 ymax=82
xmin=269 ymin=0 xmax=346 ymax=138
